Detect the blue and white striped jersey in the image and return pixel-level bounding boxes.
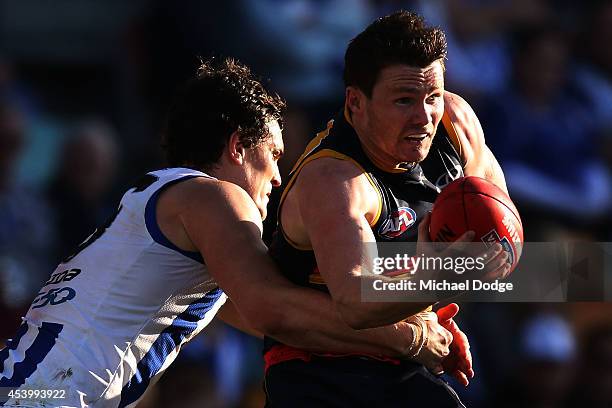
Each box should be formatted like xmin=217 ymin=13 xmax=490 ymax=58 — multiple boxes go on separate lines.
xmin=1 ymin=168 xmax=227 ymax=407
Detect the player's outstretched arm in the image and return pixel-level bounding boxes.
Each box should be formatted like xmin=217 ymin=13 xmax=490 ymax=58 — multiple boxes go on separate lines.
xmin=176 ymin=179 xmax=425 ymax=357
xmin=218 ymin=293 xmax=455 ymax=374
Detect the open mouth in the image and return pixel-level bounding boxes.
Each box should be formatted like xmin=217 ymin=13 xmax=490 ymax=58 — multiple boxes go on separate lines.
xmin=404 ymin=134 xmax=428 ymax=142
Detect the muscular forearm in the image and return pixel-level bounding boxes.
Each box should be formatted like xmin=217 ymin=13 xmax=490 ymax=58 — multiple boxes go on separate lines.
xmin=261 ymin=285 xmax=414 ymax=358
xmin=217 ymin=300 xmax=263 ymax=339
xmin=334 ymin=274 xmax=432 ymax=329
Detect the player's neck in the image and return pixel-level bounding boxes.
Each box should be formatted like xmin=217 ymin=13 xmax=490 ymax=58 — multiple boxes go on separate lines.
xmin=207 ymin=162 xmax=247 ymax=189
xmin=207 ymin=166 xmax=229 ymax=183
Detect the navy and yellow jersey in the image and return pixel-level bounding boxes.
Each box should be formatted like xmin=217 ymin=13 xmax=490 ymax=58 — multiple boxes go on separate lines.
xmin=263 ymin=108 xmax=465 ymax=359
xmin=268 ymin=108 xmax=464 ymax=291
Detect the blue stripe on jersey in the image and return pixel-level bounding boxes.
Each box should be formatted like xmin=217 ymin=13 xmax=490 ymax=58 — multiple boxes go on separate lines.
xmin=118 ymin=288 xmax=223 ymax=408
xmin=0 ymin=322 xmax=29 ymax=369
xmin=0 ymin=322 xmax=63 ymax=388
xmin=144 ymin=174 xmax=205 ymax=263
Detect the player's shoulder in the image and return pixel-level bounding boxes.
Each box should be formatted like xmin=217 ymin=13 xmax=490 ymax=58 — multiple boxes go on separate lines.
xmin=299 ymin=156 xmax=367 ymax=185
xmin=162 ymin=177 xmax=260 ymax=221
xmin=294 ymin=155 xmax=378 ymax=217
xmin=191 ymin=177 xmax=251 ymax=199
xmin=444 ymin=92 xmax=478 ymax=128
xmin=296 ymin=156 xmax=375 ymax=201
xmin=444 ymin=91 xmax=485 ymax=147
xmin=443 ymin=91 xmax=470 ymax=110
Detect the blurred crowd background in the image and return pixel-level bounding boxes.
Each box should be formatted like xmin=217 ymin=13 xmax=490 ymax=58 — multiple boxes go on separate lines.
xmin=0 ymin=0 xmax=611 ymax=407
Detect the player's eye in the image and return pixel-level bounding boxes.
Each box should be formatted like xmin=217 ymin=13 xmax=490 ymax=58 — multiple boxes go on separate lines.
xmin=395 ymin=97 xmax=414 ymax=106
xmin=272 ymin=149 xmax=283 ymax=160
xmin=426 ymin=93 xmax=442 ymax=103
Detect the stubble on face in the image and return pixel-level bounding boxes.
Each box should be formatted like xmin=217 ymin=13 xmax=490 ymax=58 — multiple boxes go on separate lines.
xmin=360 ymin=61 xmax=445 ymax=169
xmin=244 ymin=120 xmax=284 ymax=220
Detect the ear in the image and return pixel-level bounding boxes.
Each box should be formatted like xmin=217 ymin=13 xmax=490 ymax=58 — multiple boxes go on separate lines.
xmin=227 ymin=131 xmax=246 ymax=165
xmin=345 ymin=86 xmax=365 ymax=115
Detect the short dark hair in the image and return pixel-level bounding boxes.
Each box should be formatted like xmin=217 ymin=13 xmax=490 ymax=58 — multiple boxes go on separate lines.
xmin=162 ymin=58 xmax=286 ymax=170
xmin=344 ymin=11 xmax=447 ymax=97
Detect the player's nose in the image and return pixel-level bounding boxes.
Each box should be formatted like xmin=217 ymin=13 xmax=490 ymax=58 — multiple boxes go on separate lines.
xmin=271 ymin=165 xmax=282 ymax=187
xmin=410 ymin=102 xmax=430 ymax=127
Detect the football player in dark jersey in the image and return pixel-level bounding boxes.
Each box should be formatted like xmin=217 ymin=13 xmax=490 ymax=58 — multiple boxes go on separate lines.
xmin=264 ymin=11 xmax=509 ymax=407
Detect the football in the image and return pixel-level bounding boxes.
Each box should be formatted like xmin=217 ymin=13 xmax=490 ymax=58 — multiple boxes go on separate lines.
xmin=429 ymin=176 xmax=524 ymax=275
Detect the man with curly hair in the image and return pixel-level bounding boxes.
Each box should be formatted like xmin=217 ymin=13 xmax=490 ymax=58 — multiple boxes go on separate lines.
xmin=0 ymin=58 xmax=454 ymax=408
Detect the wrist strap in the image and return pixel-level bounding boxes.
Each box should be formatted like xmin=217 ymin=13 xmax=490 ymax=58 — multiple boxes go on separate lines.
xmin=407 ymin=315 xmax=428 ymax=357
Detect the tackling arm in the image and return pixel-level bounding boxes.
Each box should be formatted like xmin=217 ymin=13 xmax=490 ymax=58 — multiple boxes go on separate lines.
xmin=178 ymin=180 xmax=418 ymax=357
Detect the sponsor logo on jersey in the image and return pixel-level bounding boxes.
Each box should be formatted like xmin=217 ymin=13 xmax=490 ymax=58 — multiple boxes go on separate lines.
xmin=32 ymin=287 xmax=77 ymax=309
xmin=379 ymin=207 xmax=417 ymax=238
xmin=481 ymin=229 xmax=515 ymax=265
xmin=45 ymin=268 xmax=81 ymax=286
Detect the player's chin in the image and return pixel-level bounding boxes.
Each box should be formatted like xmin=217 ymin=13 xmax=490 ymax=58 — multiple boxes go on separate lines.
xmin=398 ymin=148 xmax=430 ymax=164
xmin=398 ymin=141 xmax=432 ymax=163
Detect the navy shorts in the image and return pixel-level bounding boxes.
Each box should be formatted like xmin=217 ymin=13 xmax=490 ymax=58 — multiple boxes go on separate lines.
xmin=264 ymin=356 xmax=466 ymax=408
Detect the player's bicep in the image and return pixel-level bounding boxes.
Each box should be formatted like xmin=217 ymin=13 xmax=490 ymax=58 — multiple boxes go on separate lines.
xmin=178 ymin=182 xmax=294 ymax=334
xmin=179 ymin=182 xmax=267 ymax=298
xmin=296 ymin=160 xmax=376 ymax=302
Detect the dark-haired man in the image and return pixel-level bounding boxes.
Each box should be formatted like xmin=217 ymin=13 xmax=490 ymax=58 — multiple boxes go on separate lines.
xmin=264 ymin=11 xmax=510 ymax=407
xmin=0 ymin=58 xmax=454 ymax=408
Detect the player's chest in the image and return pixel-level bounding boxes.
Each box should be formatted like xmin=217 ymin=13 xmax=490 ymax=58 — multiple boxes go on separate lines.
xmin=371 ymin=150 xmax=464 ymax=242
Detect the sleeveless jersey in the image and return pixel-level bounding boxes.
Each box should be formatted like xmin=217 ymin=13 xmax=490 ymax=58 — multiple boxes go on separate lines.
xmin=0 ymin=168 xmax=227 ymax=408
xmin=264 ymin=109 xmax=464 ymax=362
